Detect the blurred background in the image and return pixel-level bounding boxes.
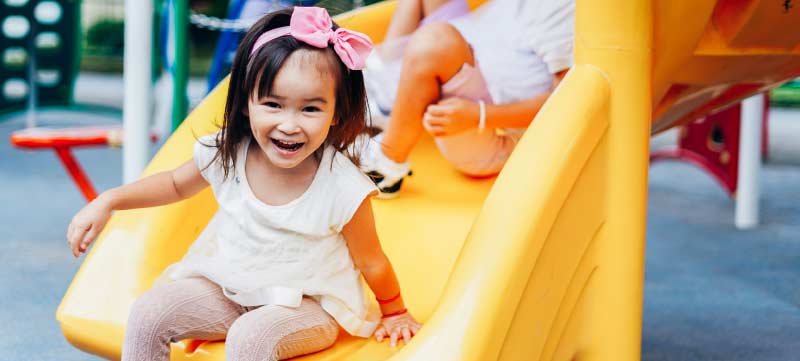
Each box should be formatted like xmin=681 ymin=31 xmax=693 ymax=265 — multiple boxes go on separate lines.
xmin=0 ymin=0 xmax=798 ymax=360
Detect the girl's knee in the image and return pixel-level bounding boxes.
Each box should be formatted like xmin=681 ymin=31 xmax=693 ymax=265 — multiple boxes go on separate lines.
xmin=405 ymin=22 xmax=472 ymax=72
xmin=226 ymin=315 xmax=280 ymax=360
xmin=126 ymin=289 xmax=174 ymax=338
xmin=226 ymin=305 xmax=339 ymax=361
xmin=414 ymin=22 xmax=464 ymax=49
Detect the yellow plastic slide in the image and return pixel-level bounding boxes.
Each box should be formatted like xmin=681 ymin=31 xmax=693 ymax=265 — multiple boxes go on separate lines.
xmin=57 ymin=1 xmax=800 ymax=360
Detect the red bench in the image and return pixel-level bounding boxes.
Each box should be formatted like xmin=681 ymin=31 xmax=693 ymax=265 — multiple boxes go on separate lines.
xmin=10 ymin=126 xmax=156 ymax=201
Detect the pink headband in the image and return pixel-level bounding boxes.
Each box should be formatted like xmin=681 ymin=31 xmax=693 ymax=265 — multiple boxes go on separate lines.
xmin=249 ymin=7 xmax=373 ymax=70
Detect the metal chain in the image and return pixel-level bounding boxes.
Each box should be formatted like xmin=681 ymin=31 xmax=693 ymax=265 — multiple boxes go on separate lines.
xmin=186 ymin=2 xmax=365 ymax=33
xmin=188 ymin=11 xmax=255 ymax=32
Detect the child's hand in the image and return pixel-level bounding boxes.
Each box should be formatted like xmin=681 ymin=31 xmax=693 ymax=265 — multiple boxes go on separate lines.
xmin=374 ymin=312 xmax=421 ymax=347
xmin=423 ymin=97 xmax=479 ymax=137
xmin=67 ymin=195 xmax=113 ymax=258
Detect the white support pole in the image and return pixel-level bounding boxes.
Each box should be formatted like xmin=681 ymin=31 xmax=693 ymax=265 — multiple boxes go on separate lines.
xmin=123 ymin=0 xmax=154 ymax=184
xmin=735 ymin=94 xmax=764 ymax=229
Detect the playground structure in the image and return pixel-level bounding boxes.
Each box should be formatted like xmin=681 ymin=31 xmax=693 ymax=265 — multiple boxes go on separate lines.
xmin=0 ymin=0 xmax=79 ymax=118
xmin=2 ymin=1 xmax=136 ymax=202
xmin=56 ymin=0 xmax=800 ymax=360
xmin=650 ymin=94 xmax=770 ymax=228
xmin=650 ymin=79 xmax=798 ymax=229
xmin=651 ymin=96 xmax=770 ymax=197
xmin=10 ymin=126 xmax=157 ymax=201
xmin=771 ymin=78 xmax=800 ymax=106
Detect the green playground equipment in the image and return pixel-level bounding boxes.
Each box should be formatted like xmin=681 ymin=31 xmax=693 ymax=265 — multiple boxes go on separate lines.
xmin=770 ymin=79 xmax=800 ymax=107
xmin=1 ymin=0 xmax=80 ymax=119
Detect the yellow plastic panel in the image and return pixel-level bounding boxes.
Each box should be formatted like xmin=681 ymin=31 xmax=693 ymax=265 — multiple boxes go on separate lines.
xmin=651 ymin=0 xmax=800 ymax=133
xmin=712 ymin=0 xmax=800 ymax=49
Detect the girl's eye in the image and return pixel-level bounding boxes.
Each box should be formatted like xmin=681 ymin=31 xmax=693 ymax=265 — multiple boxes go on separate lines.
xmin=303 ymin=106 xmax=322 ymax=112
xmin=264 ymin=101 xmax=280 ymax=108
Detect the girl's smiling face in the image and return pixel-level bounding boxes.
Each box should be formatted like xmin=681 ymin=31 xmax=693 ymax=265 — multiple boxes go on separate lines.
xmin=247 ymin=49 xmax=337 ymax=169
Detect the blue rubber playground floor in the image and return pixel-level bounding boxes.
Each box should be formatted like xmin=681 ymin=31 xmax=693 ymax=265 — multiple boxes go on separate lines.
xmin=0 ymin=75 xmax=798 ymax=360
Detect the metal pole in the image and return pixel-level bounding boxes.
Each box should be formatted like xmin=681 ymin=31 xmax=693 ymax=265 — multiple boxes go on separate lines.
xmin=26 ymin=20 xmax=37 ymax=129
xmin=735 ymin=94 xmax=764 ymax=229
xmin=123 ymin=0 xmax=154 ymax=183
xmin=171 ymin=0 xmax=189 ymax=131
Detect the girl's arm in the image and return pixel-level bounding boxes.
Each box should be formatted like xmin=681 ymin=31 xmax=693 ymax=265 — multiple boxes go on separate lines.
xmin=422 ymin=69 xmax=569 ymax=136
xmin=104 ymin=159 xmax=208 ymax=210
xmin=67 ymin=159 xmax=208 ymax=257
xmin=342 ymin=197 xmax=421 ymax=347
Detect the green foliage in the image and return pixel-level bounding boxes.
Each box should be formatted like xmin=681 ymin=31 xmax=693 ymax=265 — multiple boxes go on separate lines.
xmin=85 ymin=18 xmax=125 ymax=55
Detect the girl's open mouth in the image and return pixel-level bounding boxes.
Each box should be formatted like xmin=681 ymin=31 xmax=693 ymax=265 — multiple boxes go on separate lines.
xmin=271 ymin=138 xmax=304 ymax=153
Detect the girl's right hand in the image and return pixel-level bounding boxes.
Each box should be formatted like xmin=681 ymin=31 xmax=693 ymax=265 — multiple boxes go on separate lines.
xmin=67 ymin=195 xmax=113 ymax=258
xmin=374 ymin=311 xmax=422 ymax=347
xmin=423 ymin=97 xmax=479 ymax=137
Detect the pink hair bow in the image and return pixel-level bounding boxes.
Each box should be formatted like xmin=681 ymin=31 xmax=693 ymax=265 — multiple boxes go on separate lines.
xmin=250 ymin=7 xmax=373 ymax=70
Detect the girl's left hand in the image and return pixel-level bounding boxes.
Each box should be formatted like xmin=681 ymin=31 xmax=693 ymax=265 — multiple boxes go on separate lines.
xmin=374 ymin=312 xmax=422 ymax=347
xmin=422 ymin=97 xmax=479 ymax=137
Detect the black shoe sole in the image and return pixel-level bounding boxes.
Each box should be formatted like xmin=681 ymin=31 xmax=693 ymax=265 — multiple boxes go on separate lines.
xmin=366 ymin=170 xmax=411 ymax=198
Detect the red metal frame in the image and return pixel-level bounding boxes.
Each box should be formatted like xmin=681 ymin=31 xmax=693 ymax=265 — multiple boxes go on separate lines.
xmin=650 ymin=148 xmax=737 ymax=195
xmin=10 ymin=126 xmax=157 ymax=202
xmin=650 ymin=94 xmax=769 ymax=197
xmin=53 ymin=147 xmax=98 ymax=201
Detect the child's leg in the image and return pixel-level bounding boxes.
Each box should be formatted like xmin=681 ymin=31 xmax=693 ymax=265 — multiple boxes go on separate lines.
xmin=225 ymin=297 xmax=339 ymax=361
xmin=385 ymin=0 xmax=455 ymax=40
xmin=122 ymin=277 xmax=245 ymax=361
xmin=380 ymin=22 xmax=475 ymax=163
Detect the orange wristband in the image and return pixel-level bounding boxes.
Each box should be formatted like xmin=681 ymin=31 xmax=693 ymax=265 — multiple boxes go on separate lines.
xmin=376 ymin=292 xmax=401 ymax=305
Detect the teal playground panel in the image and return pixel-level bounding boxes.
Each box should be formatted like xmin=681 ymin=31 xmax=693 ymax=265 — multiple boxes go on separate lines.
xmin=770 ymin=79 xmax=800 ymax=107
xmin=1 ymin=0 xmax=80 ymax=116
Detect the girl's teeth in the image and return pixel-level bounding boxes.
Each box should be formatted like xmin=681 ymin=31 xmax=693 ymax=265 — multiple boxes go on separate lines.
xmin=273 ymin=139 xmax=303 ymax=151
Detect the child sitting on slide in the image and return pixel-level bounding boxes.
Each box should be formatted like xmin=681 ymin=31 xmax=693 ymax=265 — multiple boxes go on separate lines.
xmin=66 ymin=7 xmax=420 ymax=360
xmin=360 ymin=0 xmax=575 ymax=198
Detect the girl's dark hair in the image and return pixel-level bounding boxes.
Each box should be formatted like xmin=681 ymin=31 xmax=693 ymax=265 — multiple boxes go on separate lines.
xmin=209 ymin=8 xmax=369 ymax=179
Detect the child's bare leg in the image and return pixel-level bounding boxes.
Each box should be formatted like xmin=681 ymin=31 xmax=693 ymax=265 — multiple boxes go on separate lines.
xmin=380 ymin=22 xmax=475 ymax=163
xmin=385 ymin=0 xmax=454 ymax=40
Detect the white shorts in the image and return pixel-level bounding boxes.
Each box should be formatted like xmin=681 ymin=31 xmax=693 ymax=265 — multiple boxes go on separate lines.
xmin=433 ymin=63 xmax=520 ymax=176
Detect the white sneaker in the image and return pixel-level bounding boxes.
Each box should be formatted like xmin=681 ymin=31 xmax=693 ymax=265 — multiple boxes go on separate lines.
xmin=358 ymin=134 xmax=412 ymax=199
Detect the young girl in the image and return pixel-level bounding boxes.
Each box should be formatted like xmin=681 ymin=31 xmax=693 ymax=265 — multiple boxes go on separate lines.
xmin=360 ymin=0 xmax=574 ymax=197
xmin=66 ymin=7 xmax=420 ymax=360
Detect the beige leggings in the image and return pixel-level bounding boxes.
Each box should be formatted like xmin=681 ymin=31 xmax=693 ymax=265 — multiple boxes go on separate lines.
xmin=122 ymin=277 xmax=339 ymax=361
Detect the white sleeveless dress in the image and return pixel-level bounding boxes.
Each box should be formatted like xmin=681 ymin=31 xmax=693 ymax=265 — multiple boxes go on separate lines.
xmin=161 ymin=134 xmax=381 ymax=337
